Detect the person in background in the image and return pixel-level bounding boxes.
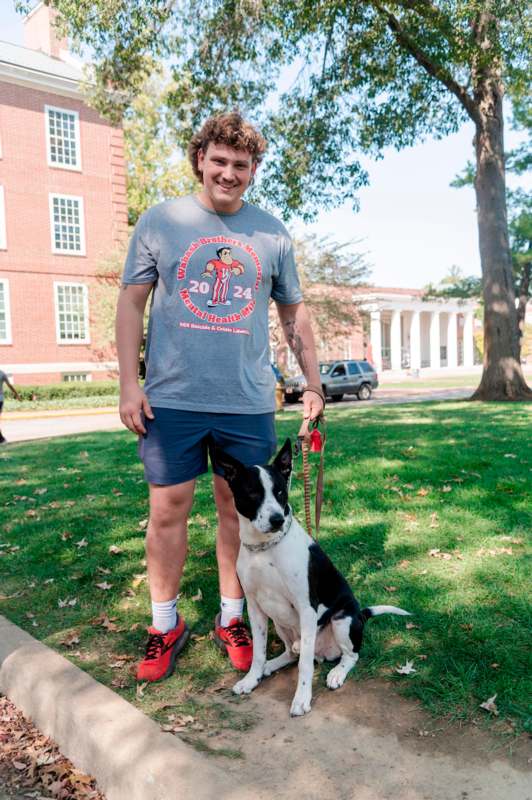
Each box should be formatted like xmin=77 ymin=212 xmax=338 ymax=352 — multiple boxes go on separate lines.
xmin=0 ymin=369 xmax=21 ymax=443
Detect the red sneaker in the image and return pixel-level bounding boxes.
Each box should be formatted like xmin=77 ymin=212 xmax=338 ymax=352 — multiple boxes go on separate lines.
xmin=136 ymin=618 xmax=189 ymax=682
xmin=213 ymin=613 xmax=253 ymax=671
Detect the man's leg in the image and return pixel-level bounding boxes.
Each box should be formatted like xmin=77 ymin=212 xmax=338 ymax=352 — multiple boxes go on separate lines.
xmin=136 ymin=479 xmax=195 ymax=682
xmin=212 ymin=474 xmax=253 ymax=671
xmin=213 ymin=473 xmax=242 ymax=599
xmin=146 ymin=480 xmax=196 ymax=601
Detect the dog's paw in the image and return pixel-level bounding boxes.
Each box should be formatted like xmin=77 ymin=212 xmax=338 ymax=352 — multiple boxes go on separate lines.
xmin=232 ymin=675 xmax=260 ymax=695
xmin=290 ymin=693 xmax=312 ymax=717
xmin=291 ymin=640 xmax=301 ymax=654
xmin=326 ymin=665 xmax=347 ymax=690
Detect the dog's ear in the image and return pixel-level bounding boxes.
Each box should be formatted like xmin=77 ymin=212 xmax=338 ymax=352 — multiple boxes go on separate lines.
xmin=272 ymin=438 xmax=292 ymax=481
xmin=214 ymin=448 xmax=244 ymax=484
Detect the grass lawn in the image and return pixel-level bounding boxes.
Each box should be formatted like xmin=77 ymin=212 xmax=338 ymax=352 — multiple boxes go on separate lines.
xmin=4 ymin=395 xmax=119 ymax=413
xmin=0 ymin=401 xmax=530 ymax=747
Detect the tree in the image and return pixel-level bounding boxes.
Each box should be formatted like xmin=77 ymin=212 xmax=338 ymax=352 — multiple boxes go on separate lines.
xmin=122 ymin=70 xmax=198 ymax=225
xmin=19 ymin=1 xmax=531 ymax=398
xmin=269 ymin=235 xmax=371 ymax=366
xmin=448 ymin=89 xmax=531 ymax=361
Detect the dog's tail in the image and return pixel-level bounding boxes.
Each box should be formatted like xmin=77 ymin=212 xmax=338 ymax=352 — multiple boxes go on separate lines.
xmin=362 ymin=605 xmax=411 ymax=621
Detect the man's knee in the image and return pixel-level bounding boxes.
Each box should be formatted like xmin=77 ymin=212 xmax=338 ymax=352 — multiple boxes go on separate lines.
xmin=149 ymin=484 xmax=194 ymax=531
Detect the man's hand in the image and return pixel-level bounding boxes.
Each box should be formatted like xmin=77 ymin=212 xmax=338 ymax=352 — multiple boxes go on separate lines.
xmin=119 ymin=384 xmax=154 ymax=435
xmin=302 ymin=390 xmax=324 ymax=422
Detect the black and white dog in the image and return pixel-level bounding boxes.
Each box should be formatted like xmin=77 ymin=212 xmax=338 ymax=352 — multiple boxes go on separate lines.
xmin=216 ymin=438 xmax=410 ymax=717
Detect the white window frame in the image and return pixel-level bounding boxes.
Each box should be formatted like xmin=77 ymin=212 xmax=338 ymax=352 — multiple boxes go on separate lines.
xmin=49 ymin=193 xmax=86 ymax=256
xmin=44 ymin=105 xmax=82 ymax=171
xmin=0 ymin=278 xmax=12 ymax=344
xmin=62 ymin=372 xmax=92 ymax=382
xmin=54 ymin=282 xmax=90 ymax=345
xmin=0 ymin=186 xmax=6 ymax=250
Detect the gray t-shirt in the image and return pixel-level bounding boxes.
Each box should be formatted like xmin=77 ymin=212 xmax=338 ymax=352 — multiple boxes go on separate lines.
xmin=122 ymin=195 xmax=302 ymax=413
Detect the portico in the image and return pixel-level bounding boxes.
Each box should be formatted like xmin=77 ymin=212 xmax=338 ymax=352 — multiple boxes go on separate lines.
xmin=359 ymin=289 xmax=477 ymax=374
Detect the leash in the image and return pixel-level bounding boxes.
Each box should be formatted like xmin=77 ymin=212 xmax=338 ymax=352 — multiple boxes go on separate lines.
xmin=295 ymin=411 xmax=326 ymax=539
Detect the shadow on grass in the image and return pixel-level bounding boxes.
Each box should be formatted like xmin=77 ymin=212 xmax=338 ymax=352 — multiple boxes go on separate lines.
xmin=0 ymin=401 xmax=530 ymax=734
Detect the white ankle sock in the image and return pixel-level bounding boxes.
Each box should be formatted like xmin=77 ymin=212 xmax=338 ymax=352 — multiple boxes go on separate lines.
xmin=220 ymin=596 xmax=245 ymax=627
xmin=151 ymin=597 xmax=178 ymax=633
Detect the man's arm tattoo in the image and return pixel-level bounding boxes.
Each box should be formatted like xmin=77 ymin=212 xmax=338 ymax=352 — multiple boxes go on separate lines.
xmin=283 ymin=317 xmax=309 ymax=374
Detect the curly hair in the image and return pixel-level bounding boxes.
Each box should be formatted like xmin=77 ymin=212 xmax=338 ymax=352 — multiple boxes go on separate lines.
xmin=188 ymin=112 xmax=267 ymax=181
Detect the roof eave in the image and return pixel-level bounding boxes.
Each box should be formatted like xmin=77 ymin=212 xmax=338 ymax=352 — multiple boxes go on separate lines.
xmin=0 ymin=60 xmax=82 ymax=99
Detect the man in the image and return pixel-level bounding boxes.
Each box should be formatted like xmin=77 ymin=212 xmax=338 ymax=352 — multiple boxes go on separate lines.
xmin=0 ymin=369 xmax=21 ymax=443
xmin=116 ymin=112 xmax=324 ymax=683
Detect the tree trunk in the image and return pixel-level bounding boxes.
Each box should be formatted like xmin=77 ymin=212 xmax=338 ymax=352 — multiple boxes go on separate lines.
xmin=470 ymin=81 xmax=532 ymax=400
xmin=516 ymin=260 xmax=530 ymax=361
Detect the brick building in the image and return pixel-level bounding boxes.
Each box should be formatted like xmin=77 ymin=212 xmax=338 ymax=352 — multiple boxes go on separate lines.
xmin=0 ymin=2 xmax=127 ymax=385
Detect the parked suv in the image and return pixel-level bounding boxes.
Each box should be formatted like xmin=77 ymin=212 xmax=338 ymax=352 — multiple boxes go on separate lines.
xmin=284 ymin=360 xmax=378 ymax=403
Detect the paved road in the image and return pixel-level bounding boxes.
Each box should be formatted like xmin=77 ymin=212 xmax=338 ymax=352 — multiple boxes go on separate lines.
xmin=1 ymin=387 xmax=473 ymax=444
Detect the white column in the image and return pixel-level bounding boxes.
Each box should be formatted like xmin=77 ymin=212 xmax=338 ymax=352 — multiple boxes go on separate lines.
xmin=390 ymin=309 xmax=402 ymax=371
xmin=429 ymin=311 xmax=441 ymax=368
xmin=463 ymin=311 xmax=475 ymax=367
xmin=447 ymin=311 xmax=458 ymax=368
xmin=409 ymin=310 xmax=421 ymax=371
xmin=370 ymin=310 xmax=382 ymax=373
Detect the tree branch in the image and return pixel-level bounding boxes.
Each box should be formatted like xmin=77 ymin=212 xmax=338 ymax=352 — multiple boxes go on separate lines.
xmin=371 ymin=1 xmax=480 ymax=125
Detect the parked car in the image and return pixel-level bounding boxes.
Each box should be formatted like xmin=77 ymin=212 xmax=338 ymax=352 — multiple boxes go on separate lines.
xmin=283 ymin=360 xmax=379 ymax=403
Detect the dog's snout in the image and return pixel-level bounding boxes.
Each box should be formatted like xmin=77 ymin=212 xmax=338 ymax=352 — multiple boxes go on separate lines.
xmin=269 ymin=512 xmax=284 ymax=531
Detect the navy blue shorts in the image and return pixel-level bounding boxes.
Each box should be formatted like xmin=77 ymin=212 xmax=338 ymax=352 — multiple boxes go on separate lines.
xmin=138 ymin=407 xmax=277 ymax=486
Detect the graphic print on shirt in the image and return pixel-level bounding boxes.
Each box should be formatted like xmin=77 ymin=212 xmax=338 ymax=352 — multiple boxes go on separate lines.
xmin=177 ymin=236 xmax=262 ymax=336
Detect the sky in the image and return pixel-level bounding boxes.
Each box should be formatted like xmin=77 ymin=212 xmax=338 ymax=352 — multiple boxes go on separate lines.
xmin=1 ymin=2 xmax=528 ymax=289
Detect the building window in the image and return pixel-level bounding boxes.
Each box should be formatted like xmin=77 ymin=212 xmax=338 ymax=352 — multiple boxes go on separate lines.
xmin=0 ymin=186 xmax=6 ymax=250
xmin=45 ymin=106 xmax=81 ymax=170
xmin=62 ymin=372 xmax=91 ymax=382
xmin=54 ymin=283 xmax=90 ymax=344
xmin=49 ymin=194 xmax=86 ymax=255
xmin=0 ymin=279 xmax=12 ymax=344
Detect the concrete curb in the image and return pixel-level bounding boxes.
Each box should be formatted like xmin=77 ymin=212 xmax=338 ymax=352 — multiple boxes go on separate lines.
xmin=0 ymin=616 xmax=247 ymax=800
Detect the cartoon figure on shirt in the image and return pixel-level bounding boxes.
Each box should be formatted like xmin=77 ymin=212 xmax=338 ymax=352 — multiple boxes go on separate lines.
xmin=201 ymin=246 xmax=244 ymax=307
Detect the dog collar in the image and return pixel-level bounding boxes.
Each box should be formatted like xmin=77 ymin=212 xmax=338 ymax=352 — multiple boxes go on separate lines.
xmin=242 ymin=510 xmax=293 ymax=552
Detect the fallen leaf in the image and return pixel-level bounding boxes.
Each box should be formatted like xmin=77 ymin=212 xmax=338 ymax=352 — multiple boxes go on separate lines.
xmin=429 ymin=548 xmax=452 ymax=560
xmin=34 ymin=488 xmax=48 ymax=495
xmin=503 ymin=453 xmax=516 ymax=458
xmin=136 ymin=681 xmax=148 ymax=699
xmin=490 ymin=663 xmax=500 ymax=669
xmin=109 ymin=545 xmax=123 ymax=555
xmin=442 ymin=485 xmax=452 ymax=493
xmin=480 ymin=694 xmax=499 ymax=715
xmin=60 ymin=532 xmax=72 ymax=541
xmin=96 ymin=582 xmax=113 ymax=591
xmin=132 ymin=573 xmax=147 ymax=589
xmin=384 ymin=585 xmax=397 ymax=592
xmin=12 ymin=760 xmax=27 ymax=770
xmin=406 ymin=622 xmax=419 ymax=630
xmin=75 ymin=538 xmax=88 ymax=549
xmin=61 ymin=633 xmax=80 ymax=648
xmin=417 ymin=488 xmax=429 ymax=496
xmin=97 ymin=566 xmax=111 ymax=575
xmin=396 ymin=660 xmax=417 ymax=675
xmin=191 ymin=588 xmax=203 ymax=602
xmin=429 ymin=513 xmax=439 ymax=528
xmin=138 ymin=519 xmax=148 ymax=530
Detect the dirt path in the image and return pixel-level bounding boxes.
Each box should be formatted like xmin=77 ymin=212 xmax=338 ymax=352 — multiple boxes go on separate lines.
xmin=202 ymin=670 xmax=531 ymax=800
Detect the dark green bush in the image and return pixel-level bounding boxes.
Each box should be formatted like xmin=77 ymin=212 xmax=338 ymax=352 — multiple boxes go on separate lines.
xmin=15 ymin=381 xmax=120 ymax=401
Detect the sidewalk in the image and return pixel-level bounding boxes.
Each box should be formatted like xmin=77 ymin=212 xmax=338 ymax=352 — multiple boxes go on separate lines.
xmin=1 ymin=389 xmax=474 ymax=444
